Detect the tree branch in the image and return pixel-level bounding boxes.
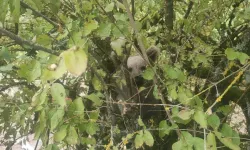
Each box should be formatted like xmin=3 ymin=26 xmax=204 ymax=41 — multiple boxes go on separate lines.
xmin=0 ymin=27 xmax=59 ymax=55
xmin=122 ymin=0 xmax=149 ymax=64
xmin=20 ymin=1 xmax=59 ymax=28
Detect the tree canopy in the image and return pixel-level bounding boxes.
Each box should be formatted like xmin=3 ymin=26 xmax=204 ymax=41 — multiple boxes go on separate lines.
xmin=1 ymin=0 xmax=250 ymax=149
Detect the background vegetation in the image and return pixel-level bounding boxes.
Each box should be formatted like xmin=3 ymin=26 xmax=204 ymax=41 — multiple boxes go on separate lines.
xmin=1 ymin=0 xmax=250 ymax=149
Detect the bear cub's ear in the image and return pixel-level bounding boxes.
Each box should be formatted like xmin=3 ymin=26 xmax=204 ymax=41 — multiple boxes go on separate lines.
xmin=146 ymin=46 xmax=160 ymax=62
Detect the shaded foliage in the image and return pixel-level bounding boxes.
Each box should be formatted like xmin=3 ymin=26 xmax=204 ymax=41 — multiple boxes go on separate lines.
xmin=0 ymin=0 xmax=250 ymax=149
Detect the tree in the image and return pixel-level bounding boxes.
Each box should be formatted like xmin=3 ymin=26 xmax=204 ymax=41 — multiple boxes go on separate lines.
xmin=0 ymin=0 xmax=250 ymax=149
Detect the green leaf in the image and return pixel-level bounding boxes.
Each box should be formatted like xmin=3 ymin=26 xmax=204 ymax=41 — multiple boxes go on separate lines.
xmin=238 ymin=52 xmax=249 ymax=64
xmin=85 ymin=122 xmax=99 ymax=135
xmin=18 ymin=60 xmax=41 ymax=82
xmin=36 ymin=34 xmax=52 ymax=47
xmin=96 ymin=23 xmax=112 ymax=38
xmin=214 ymin=131 xmax=240 ymax=150
xmin=168 ymin=84 xmax=178 ymax=100
xmin=138 ymin=116 xmax=145 ymax=127
xmin=193 ymin=137 xmax=204 ymax=150
xmin=113 ymin=13 xmax=127 ymax=21
xmin=61 ymin=46 xmax=88 ymax=76
xmin=68 ymin=32 xmax=86 ymax=48
xmin=159 ymin=120 xmax=170 ymax=138
xmin=50 ymin=109 xmax=64 ymax=131
xmin=143 ymin=130 xmax=154 ymax=147
xmin=48 ymin=0 xmax=60 ymax=14
xmin=221 ymin=123 xmax=232 ymax=137
xmin=73 ymin=97 xmax=85 ymax=118
xmin=207 ymin=114 xmax=220 ymax=130
xmin=83 ymin=20 xmax=99 ymax=36
xmin=51 ymin=83 xmax=66 ymax=107
xmin=34 ymin=110 xmax=46 ymax=139
xmin=31 ymin=85 xmax=49 ymax=107
xmin=134 ymin=131 xmax=143 ymax=149
xmin=165 ymin=66 xmax=178 ymax=79
xmin=217 ymin=105 xmax=232 ymax=115
xmin=105 ymin=2 xmax=114 ymax=12
xmin=85 ymin=93 xmax=103 ymax=107
xmin=232 ymin=130 xmax=240 ymax=146
xmin=153 ymin=85 xmax=160 ymax=99
xmin=9 ymin=0 xmax=20 ymax=23
xmin=206 ymin=133 xmax=216 ymax=150
xmin=82 ymin=1 xmax=92 ymax=11
xmin=89 ymin=110 xmax=99 ymax=121
xmin=172 ymin=140 xmax=184 ymax=150
xmin=176 ymin=69 xmax=187 ymax=82
xmin=193 ymin=110 xmax=207 ymax=128
xmin=92 ymin=75 xmax=102 ymax=91
xmin=180 ymin=131 xmax=193 ymax=146
xmin=142 ymin=68 xmax=155 ymax=80
xmin=54 ymin=125 xmax=68 ymax=142
xmin=41 ymin=57 xmax=67 ymax=83
xmin=65 ymin=126 xmax=78 ymax=145
xmin=0 ymin=0 xmax=8 ymax=21
xmin=81 ymin=137 xmax=96 ymax=145
xmin=110 ymin=38 xmax=126 ymax=56
xmin=225 ymin=48 xmax=238 ymax=60
xmin=177 ymin=109 xmax=194 ymax=121
xmin=177 ymin=88 xmax=192 ymax=105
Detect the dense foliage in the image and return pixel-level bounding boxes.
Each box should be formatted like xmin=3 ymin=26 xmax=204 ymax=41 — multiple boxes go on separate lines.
xmin=1 ymin=0 xmax=250 ymax=149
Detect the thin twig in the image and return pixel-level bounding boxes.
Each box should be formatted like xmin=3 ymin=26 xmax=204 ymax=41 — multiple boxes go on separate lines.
xmin=20 ymin=1 xmax=59 ymax=28
xmin=122 ymin=0 xmax=149 ymax=64
xmin=0 ymin=27 xmax=59 ymax=55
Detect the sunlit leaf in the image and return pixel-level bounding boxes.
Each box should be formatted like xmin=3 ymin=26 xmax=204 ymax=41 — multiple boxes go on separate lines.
xmin=36 ymin=34 xmax=52 ymax=47
xmin=50 ymin=109 xmax=64 ymax=131
xmin=31 ymin=85 xmax=49 ymax=107
xmin=83 ymin=20 xmax=99 ymax=36
xmin=96 ymin=23 xmax=112 ymax=38
xmin=225 ymin=48 xmax=238 ymax=60
xmin=105 ymin=2 xmax=114 ymax=12
xmin=110 ymin=38 xmax=126 ymax=56
xmin=193 ymin=137 xmax=204 ymax=150
xmin=134 ymin=131 xmax=143 ymax=149
xmin=61 ymin=46 xmax=88 ymax=76
xmin=138 ymin=116 xmax=145 ymax=127
xmin=142 ymin=68 xmax=154 ymax=80
xmin=206 ymin=132 xmax=216 ymax=150
xmin=73 ymin=97 xmax=85 ymax=118
xmin=214 ymin=131 xmax=240 ymax=150
xmin=85 ymin=93 xmax=103 ymax=107
xmin=238 ymin=52 xmax=249 ymax=64
xmin=85 ymin=122 xmax=99 ymax=135
xmin=51 ymin=83 xmax=66 ymax=107
xmin=9 ymin=0 xmax=20 ymax=22
xmin=177 ymin=110 xmax=194 ymax=121
xmin=92 ymin=75 xmax=102 ymax=91
xmin=193 ymin=110 xmax=207 ymax=128
xmin=207 ymin=114 xmax=220 ymax=130
xmin=143 ymin=130 xmax=154 ymax=147
xmin=18 ymin=60 xmax=41 ymax=82
xmin=65 ymin=126 xmax=78 ymax=145
xmin=54 ymin=125 xmax=68 ymax=142
xmin=159 ymin=120 xmax=170 ymax=138
xmin=81 ymin=137 xmax=96 ymax=145
xmin=0 ymin=0 xmax=8 ymax=21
